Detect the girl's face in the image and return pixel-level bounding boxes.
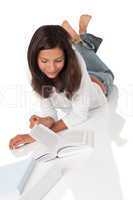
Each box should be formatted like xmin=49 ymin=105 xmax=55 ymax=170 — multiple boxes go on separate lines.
xmin=37 ymin=47 xmax=65 ymax=79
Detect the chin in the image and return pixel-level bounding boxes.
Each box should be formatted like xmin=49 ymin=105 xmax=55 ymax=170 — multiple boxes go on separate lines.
xmin=47 ymin=74 xmax=58 ymax=79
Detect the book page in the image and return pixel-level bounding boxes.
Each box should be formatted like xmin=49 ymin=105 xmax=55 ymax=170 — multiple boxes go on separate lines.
xmin=57 ymin=128 xmax=94 ymax=157
xmin=12 ymin=141 xmax=56 ymax=161
xmin=29 ymin=124 xmax=94 ymax=159
xmin=30 ymin=124 xmax=59 ymax=153
xmin=57 ymin=128 xmax=94 ymax=147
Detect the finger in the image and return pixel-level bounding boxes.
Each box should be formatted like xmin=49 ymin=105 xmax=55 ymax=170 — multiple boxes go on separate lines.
xmin=29 ymin=120 xmax=39 ymax=129
xmin=9 ymin=134 xmax=23 ymax=149
xmin=29 ymin=115 xmax=35 ymax=122
xmin=29 ymin=122 xmax=34 ymax=129
xmin=9 ymin=140 xmax=18 ymax=149
xmin=14 ymin=141 xmax=25 ymax=149
xmin=29 ymin=120 xmax=37 ymax=128
xmin=9 ymin=137 xmax=19 ymax=149
xmin=29 ymin=121 xmax=37 ymax=129
xmin=29 ymin=118 xmax=39 ymax=126
xmin=9 ymin=135 xmax=23 ymax=149
xmin=29 ymin=115 xmax=39 ymax=121
xmin=12 ymin=139 xmax=25 ymax=149
xmin=9 ymin=139 xmax=14 ymax=149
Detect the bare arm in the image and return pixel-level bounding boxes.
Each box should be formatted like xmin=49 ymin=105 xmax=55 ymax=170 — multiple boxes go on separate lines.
xmin=29 ymin=115 xmax=67 ymax=132
xmin=51 ymin=119 xmax=68 ymax=133
xmin=9 ymin=117 xmax=68 ymax=149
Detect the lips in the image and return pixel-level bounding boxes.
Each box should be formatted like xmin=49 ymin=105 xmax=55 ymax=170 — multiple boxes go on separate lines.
xmin=48 ymin=73 xmax=57 ymax=76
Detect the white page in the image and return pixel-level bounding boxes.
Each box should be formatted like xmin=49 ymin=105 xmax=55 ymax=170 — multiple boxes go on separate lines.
xmin=12 ymin=141 xmax=56 ymax=161
xmin=57 ymin=146 xmax=93 ymax=158
xmin=29 ymin=124 xmax=94 ymax=158
xmin=30 ymin=124 xmax=59 ymax=153
xmin=57 ymin=128 xmax=95 ymax=148
xmin=57 ymin=129 xmax=94 ymax=157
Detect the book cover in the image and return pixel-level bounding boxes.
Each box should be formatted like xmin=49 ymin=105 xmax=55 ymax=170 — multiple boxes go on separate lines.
xmin=0 ymin=156 xmax=36 ymax=198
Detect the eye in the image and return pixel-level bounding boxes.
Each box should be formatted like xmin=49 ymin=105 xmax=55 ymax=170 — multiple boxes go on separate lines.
xmin=41 ymin=60 xmax=47 ymax=64
xmin=56 ymin=60 xmax=62 ymax=63
xmin=55 ymin=59 xmax=64 ymax=63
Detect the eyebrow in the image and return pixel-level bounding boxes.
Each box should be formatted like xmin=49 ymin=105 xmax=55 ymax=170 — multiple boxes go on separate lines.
xmin=40 ymin=56 xmax=64 ymax=61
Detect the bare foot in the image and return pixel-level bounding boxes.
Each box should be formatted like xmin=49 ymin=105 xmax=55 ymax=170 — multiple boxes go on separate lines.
xmin=79 ymin=14 xmax=92 ymax=34
xmin=62 ymin=20 xmax=81 ymax=43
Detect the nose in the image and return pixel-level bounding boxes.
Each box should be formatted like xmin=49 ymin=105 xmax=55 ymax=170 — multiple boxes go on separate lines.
xmin=47 ymin=62 xmax=57 ymax=73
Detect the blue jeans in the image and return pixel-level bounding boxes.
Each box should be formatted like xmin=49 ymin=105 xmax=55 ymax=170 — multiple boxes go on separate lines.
xmin=74 ymin=33 xmax=114 ymax=97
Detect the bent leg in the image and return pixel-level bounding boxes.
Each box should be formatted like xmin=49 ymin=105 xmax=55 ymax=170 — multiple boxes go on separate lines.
xmin=74 ymin=36 xmax=114 ymax=96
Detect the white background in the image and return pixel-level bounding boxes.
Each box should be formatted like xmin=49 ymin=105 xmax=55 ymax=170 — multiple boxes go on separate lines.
xmin=0 ymin=0 xmax=132 ymax=199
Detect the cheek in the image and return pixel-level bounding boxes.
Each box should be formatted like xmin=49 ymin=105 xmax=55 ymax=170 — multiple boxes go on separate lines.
xmin=37 ymin=60 xmax=46 ymax=72
xmin=57 ymin=61 xmax=65 ymax=71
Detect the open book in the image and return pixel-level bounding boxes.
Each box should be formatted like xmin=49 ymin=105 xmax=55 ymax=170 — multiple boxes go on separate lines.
xmin=28 ymin=124 xmax=95 ymax=161
xmin=12 ymin=124 xmax=94 ymax=162
xmin=7 ymin=125 xmax=94 ymax=199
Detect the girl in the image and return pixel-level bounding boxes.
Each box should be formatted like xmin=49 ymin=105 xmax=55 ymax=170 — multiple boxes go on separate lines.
xmin=9 ymin=15 xmax=114 ymax=149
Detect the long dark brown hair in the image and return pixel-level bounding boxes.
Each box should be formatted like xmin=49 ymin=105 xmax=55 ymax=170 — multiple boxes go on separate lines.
xmin=27 ymin=25 xmax=82 ymax=99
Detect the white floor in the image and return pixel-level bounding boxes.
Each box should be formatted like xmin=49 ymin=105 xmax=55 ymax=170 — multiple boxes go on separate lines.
xmin=41 ymin=86 xmax=131 ymax=200
xmin=0 ymin=85 xmax=131 ymax=200
xmin=0 ymin=1 xmax=132 ymax=198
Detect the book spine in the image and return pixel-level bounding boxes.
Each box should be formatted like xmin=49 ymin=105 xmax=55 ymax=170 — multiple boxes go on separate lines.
xmin=18 ymin=159 xmax=36 ymax=194
xmin=20 ymin=162 xmax=62 ymax=200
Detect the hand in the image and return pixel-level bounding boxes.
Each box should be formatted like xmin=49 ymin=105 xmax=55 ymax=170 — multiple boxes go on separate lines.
xmin=9 ymin=134 xmax=35 ymax=149
xmin=29 ymin=115 xmax=55 ymax=129
xmin=29 ymin=115 xmax=40 ymax=129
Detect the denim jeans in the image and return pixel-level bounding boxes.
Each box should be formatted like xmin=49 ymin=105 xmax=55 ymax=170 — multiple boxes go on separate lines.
xmin=74 ymin=33 xmax=114 ymax=97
